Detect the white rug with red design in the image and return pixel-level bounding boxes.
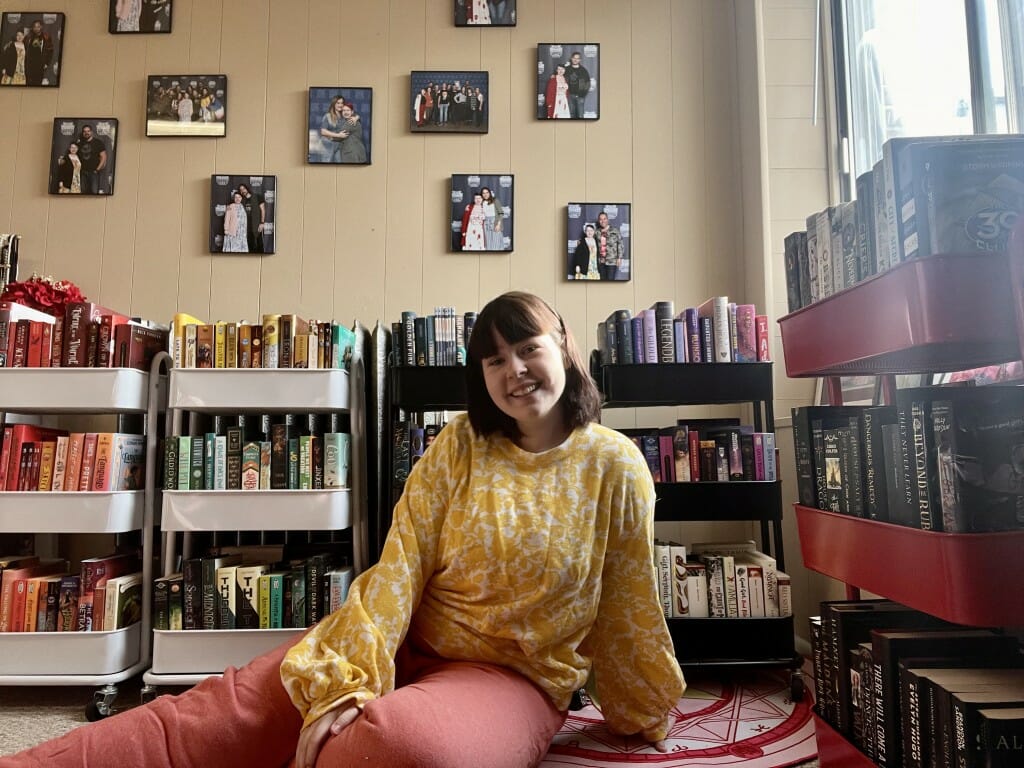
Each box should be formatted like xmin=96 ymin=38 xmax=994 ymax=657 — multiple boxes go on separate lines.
xmin=541 ymin=673 xmax=816 ymax=768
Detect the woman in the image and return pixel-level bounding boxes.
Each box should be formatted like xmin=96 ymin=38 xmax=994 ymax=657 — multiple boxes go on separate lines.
xmin=320 ymin=96 xmax=358 ymax=162
xmin=222 ymin=191 xmax=249 ymax=252
xmin=545 ymin=65 xmax=571 ymax=119
xmin=55 ymin=142 xmax=82 ymax=194
xmin=572 ymin=223 xmax=600 ymax=279
xmin=480 ymin=186 xmax=504 ymax=251
xmin=460 ymin=191 xmax=488 ymax=251
xmin=115 ymin=0 xmax=142 ymax=32
xmin=413 ymin=88 xmax=427 ymax=127
xmin=467 ymin=0 xmax=492 ymax=24
xmin=335 ymin=103 xmax=367 ymax=163
xmin=4 ymin=292 xmax=684 ymax=768
xmin=0 ymin=29 xmax=27 ymax=85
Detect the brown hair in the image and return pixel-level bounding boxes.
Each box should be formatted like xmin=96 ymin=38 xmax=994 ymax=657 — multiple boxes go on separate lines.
xmin=466 ymin=291 xmax=601 ymax=440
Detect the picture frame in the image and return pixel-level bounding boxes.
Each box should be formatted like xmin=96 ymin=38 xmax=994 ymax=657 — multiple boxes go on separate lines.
xmin=536 ymin=43 xmax=599 ymax=120
xmin=108 ymin=0 xmax=172 ymax=34
xmin=0 ymin=12 xmax=65 ymax=88
xmin=210 ymin=175 xmax=277 ymax=255
xmin=146 ymin=75 xmax=227 ymax=137
xmin=307 ymin=87 xmax=372 ymax=165
xmin=48 ymin=118 xmax=119 ymax=196
xmin=454 ymin=0 xmax=515 ymax=26
xmin=565 ymin=203 xmax=631 ymax=281
xmin=450 ymin=174 xmax=513 ymax=252
xmin=411 ymin=71 xmax=489 ymax=134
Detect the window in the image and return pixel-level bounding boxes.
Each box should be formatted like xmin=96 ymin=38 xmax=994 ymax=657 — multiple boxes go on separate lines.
xmin=831 ymin=0 xmax=1024 ymax=193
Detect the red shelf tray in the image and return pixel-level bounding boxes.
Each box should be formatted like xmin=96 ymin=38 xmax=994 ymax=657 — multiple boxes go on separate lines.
xmin=778 ymin=253 xmax=1019 ymax=377
xmin=813 ymin=713 xmax=875 ymax=768
xmin=795 ymin=505 xmax=1024 ymax=627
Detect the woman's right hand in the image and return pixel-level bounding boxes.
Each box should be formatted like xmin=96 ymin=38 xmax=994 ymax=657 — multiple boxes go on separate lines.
xmin=295 ymin=702 xmax=362 ymax=768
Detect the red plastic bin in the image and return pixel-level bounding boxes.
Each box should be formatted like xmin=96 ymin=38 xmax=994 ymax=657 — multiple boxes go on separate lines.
xmin=813 ymin=713 xmax=875 ymax=768
xmin=778 ymin=253 xmax=1019 ymax=377
xmin=795 ymin=505 xmax=1024 ymax=628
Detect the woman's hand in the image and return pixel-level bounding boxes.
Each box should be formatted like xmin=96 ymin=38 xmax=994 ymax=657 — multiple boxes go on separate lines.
xmin=649 ymin=738 xmax=668 ymax=753
xmin=295 ymin=703 xmax=362 ymax=768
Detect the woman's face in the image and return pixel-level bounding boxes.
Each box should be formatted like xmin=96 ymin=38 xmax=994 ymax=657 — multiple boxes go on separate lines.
xmin=333 ymin=99 xmax=345 ymax=114
xmin=341 ymin=105 xmax=353 ymax=119
xmin=481 ymin=329 xmax=567 ymax=435
xmin=473 ymin=194 xmax=483 ymax=206
xmin=481 ymin=188 xmax=492 ymax=201
xmin=233 ymin=192 xmax=242 ymax=203
xmin=14 ymin=31 xmax=24 ymax=42
xmin=67 ymin=143 xmax=78 ymax=156
xmin=556 ymin=65 xmax=565 ymax=76
xmin=584 ymin=225 xmax=595 ymax=237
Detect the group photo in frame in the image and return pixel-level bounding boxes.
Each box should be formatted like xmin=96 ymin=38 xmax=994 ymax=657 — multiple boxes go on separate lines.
xmin=146 ymin=75 xmax=226 ymax=137
xmin=0 ymin=12 xmax=64 ymax=87
xmin=454 ymin=0 xmax=515 ymax=26
xmin=411 ymin=71 xmax=489 ymax=134
xmin=307 ymin=87 xmax=372 ymax=165
xmin=48 ymin=118 xmax=118 ymax=196
xmin=210 ymin=175 xmax=277 ymax=254
xmin=450 ymin=174 xmax=513 ymax=252
xmin=536 ymin=43 xmax=600 ymax=120
xmin=108 ymin=0 xmax=172 ymax=33
xmin=566 ymin=202 xmax=631 ymax=281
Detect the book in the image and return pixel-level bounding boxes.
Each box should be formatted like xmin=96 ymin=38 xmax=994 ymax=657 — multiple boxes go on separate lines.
xmin=171 ymin=313 xmax=205 ymax=369
xmin=697 ymin=296 xmax=730 ymax=363
xmin=102 ymin=572 xmax=142 ymax=630
xmin=234 ymin=564 xmax=267 ymax=629
xmin=63 ymin=302 xmax=129 ymax=368
xmin=870 ymin=630 xmax=1022 ymax=768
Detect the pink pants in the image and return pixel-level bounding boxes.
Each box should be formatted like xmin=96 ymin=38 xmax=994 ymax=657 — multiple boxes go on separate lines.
xmin=1 ymin=632 xmax=566 ymax=768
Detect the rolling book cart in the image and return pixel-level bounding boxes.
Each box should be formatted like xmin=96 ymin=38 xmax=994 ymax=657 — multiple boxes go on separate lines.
xmin=777 ymin=220 xmax=1024 ymax=766
xmin=142 ymin=324 xmax=369 ymax=694
xmin=590 ymin=355 xmax=805 ymax=697
xmin=0 ymin=356 xmax=168 ymax=720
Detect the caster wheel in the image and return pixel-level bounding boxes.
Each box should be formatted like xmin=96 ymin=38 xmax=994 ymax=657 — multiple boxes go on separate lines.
xmin=790 ymin=673 xmax=805 ymax=702
xmin=85 ymin=700 xmax=107 ymax=722
xmin=141 ymin=685 xmax=158 ymax=705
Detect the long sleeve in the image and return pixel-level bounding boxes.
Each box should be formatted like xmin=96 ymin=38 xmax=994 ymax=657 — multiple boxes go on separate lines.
xmin=579 ymin=463 xmax=685 ymax=741
xmin=279 ymin=427 xmax=452 ymax=728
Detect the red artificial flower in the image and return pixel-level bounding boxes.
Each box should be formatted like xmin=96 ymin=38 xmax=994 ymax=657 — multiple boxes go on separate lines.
xmin=0 ymin=275 xmax=87 ymax=318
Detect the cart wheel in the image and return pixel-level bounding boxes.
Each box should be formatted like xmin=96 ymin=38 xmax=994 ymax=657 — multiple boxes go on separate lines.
xmin=86 ymin=684 xmax=119 ymax=721
xmin=790 ymin=672 xmax=805 ymax=702
xmin=84 ymin=700 xmax=107 ymax=722
xmin=140 ymin=685 xmax=158 ymax=705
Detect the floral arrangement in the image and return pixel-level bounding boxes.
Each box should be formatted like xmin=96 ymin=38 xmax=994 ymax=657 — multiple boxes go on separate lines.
xmin=0 ymin=273 xmax=86 ymax=318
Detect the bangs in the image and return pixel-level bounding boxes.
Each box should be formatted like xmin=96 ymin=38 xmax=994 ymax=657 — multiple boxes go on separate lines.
xmin=468 ymin=295 xmax=555 ymax=361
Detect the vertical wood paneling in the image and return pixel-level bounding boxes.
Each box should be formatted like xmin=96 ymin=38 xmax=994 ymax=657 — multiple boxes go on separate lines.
xmin=0 ymin=0 xmax=761 ymax=339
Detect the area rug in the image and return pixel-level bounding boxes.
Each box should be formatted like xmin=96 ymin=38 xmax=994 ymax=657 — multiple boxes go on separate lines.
xmin=540 ymin=672 xmax=816 ymax=767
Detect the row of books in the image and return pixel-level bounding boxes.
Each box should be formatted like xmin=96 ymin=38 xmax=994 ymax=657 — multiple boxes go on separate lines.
xmin=655 ymin=541 xmax=792 ymax=619
xmin=170 ymin=313 xmax=356 ymax=370
xmin=785 ymin=134 xmax=1024 ymax=313
xmin=622 ymin=422 xmax=777 ymax=483
xmin=161 ymin=429 xmax=350 ymax=491
xmin=792 ymin=385 xmax=1024 ymax=532
xmin=391 ymin=418 xmax=448 ymax=486
xmin=0 ymin=425 xmax=144 ymax=493
xmin=0 ymin=552 xmax=141 ymax=633
xmin=595 ymin=297 xmax=770 ymax=366
xmin=0 ymin=300 xmax=168 ymax=371
xmin=391 ymin=308 xmax=477 ymax=367
xmin=810 ymin=598 xmax=1024 ymax=768
xmin=154 ymin=550 xmax=353 ymax=631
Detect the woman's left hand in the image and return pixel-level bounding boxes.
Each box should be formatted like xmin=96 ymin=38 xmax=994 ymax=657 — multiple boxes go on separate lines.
xmin=649 ymin=738 xmax=668 ymax=753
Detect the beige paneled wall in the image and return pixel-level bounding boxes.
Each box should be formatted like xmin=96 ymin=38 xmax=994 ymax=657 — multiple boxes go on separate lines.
xmin=761 ymin=0 xmax=846 ymax=643
xmin=0 ymin=0 xmax=749 ymax=345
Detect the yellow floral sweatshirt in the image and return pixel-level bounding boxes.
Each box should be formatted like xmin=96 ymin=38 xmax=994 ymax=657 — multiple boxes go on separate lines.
xmin=280 ymin=414 xmax=685 ymax=740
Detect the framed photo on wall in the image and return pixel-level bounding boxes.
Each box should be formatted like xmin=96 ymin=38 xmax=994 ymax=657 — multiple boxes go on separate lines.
xmin=109 ymin=0 xmax=172 ymax=33
xmin=566 ymin=203 xmax=631 ymax=281
xmin=450 ymin=174 xmax=513 ymax=252
xmin=454 ymin=0 xmax=515 ymax=26
xmin=308 ymin=87 xmax=372 ymax=164
xmin=146 ymin=75 xmax=227 ymax=137
xmin=48 ymin=118 xmax=118 ymax=196
xmin=0 ymin=12 xmax=65 ymax=87
xmin=210 ymin=175 xmax=277 ymax=254
xmin=536 ymin=43 xmax=599 ymax=120
xmin=411 ymin=71 xmax=489 ymax=134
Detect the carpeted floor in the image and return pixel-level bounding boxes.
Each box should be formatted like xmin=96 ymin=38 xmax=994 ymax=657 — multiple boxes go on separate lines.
xmin=0 ymin=673 xmax=821 ymax=766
